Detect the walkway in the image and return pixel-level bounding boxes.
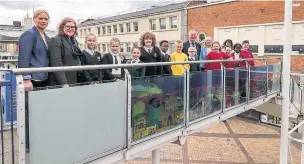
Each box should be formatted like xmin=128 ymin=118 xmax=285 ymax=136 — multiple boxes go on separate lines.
xmin=127 ymin=116 xmax=301 ymax=164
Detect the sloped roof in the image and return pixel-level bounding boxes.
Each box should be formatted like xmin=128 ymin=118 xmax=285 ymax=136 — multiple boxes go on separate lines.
xmin=81 ymin=1 xmax=190 ymax=27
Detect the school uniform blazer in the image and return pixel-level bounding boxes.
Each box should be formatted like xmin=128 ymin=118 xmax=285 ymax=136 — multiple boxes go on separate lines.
xmin=188 ymin=57 xmax=200 ymax=72
xmin=18 ymin=26 xmax=49 ymax=80
xmin=182 ymin=41 xmax=201 ymax=59
xmin=81 ymin=50 xmax=103 ymax=82
xmin=102 ymin=53 xmax=124 ymax=80
xmin=48 ymin=35 xmax=80 ymax=86
xmin=162 ymin=52 xmax=171 ymax=75
xmin=126 ymin=60 xmax=146 ymax=77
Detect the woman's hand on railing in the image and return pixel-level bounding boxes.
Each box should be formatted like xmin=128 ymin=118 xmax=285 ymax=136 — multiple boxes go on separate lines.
xmin=24 ymin=80 xmax=33 ymax=91
xmin=63 ymin=84 xmax=69 ymax=88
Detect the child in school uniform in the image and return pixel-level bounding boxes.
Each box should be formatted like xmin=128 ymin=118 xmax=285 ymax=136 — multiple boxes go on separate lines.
xmin=126 ymin=43 xmax=146 ymax=77
xmin=139 ymin=32 xmax=163 ymax=76
xmin=80 ymin=33 xmax=103 ymax=83
xmin=205 ymin=41 xmax=231 ymax=70
xmin=188 ymin=46 xmax=200 ymax=72
xmin=102 ymin=37 xmax=123 ymax=81
xmin=170 ymin=40 xmax=190 ymax=76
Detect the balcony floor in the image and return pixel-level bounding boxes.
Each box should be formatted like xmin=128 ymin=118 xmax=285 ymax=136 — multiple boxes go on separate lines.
xmin=127 ymin=116 xmax=302 ymax=164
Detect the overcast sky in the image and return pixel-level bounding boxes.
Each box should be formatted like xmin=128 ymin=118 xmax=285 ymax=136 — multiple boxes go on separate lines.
xmin=0 ymin=0 xmax=185 ymax=30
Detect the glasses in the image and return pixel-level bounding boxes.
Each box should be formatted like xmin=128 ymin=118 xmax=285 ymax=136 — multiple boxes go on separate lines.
xmin=64 ymin=26 xmax=76 ymax=30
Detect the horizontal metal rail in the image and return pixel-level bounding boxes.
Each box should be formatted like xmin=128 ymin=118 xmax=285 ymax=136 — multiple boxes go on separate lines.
xmin=13 ymin=57 xmax=280 ymax=74
xmin=0 ymin=60 xmax=18 ymax=64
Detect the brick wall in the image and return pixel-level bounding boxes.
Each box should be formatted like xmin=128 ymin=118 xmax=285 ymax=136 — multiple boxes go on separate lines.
xmin=187 ymin=1 xmax=304 ymax=37
xmin=254 ymin=55 xmax=304 ymax=72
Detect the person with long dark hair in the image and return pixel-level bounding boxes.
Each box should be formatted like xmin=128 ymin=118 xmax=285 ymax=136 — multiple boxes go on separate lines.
xmin=48 ymin=17 xmax=82 ymax=87
xmin=18 ymin=9 xmax=50 ymax=90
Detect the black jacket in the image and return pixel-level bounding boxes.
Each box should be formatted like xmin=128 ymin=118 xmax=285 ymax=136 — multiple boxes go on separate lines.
xmin=126 ymin=60 xmax=146 ymax=77
xmin=102 ymin=53 xmax=124 ymax=80
xmin=80 ymin=50 xmax=103 ymax=82
xmin=188 ymin=57 xmax=200 ymax=72
xmin=48 ymin=35 xmax=81 ymax=86
xmin=182 ymin=41 xmax=201 ymax=60
xmin=139 ymin=47 xmax=163 ymax=76
xmin=162 ymin=52 xmax=171 ymax=75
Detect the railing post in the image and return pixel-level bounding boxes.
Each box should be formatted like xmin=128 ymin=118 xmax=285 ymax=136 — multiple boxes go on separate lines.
xmin=246 ymin=61 xmax=251 ymax=103
xmin=265 ymin=59 xmax=269 ymax=96
xmin=16 ymin=75 xmax=26 ymax=164
xmin=234 ymin=67 xmax=239 ymax=106
xmin=124 ymin=69 xmax=132 ymax=150
xmin=221 ymin=63 xmax=226 ymax=111
xmin=183 ymin=66 xmax=190 ymax=127
xmin=152 ymin=148 xmax=160 ymax=164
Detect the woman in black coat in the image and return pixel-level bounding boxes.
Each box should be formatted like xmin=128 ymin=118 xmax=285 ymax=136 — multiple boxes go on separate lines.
xmin=48 ymin=17 xmax=82 ymax=87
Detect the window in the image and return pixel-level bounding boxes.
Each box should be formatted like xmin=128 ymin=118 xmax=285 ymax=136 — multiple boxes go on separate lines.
xmin=133 ymin=22 xmax=138 ymax=32
xmin=97 ymin=27 xmax=100 ymax=35
xmin=170 ymin=42 xmax=175 ymax=53
xmin=126 ymin=23 xmax=131 ymax=32
xmin=88 ymin=28 xmax=91 ymax=33
xmin=102 ymin=27 xmax=106 ymax=35
xmin=150 ymin=19 xmax=156 ymax=30
xmin=169 ymin=16 xmax=177 ymax=29
xmin=107 ymin=26 xmax=111 ymax=34
xmin=126 ymin=43 xmax=131 ymax=53
xmin=113 ymin=25 xmax=117 ymax=34
xmin=102 ymin=44 xmax=106 ymax=52
xmin=84 ymin=29 xmax=87 ymax=36
xmin=159 ymin=18 xmax=166 ymax=30
xmin=97 ymin=44 xmax=101 ymax=51
xmin=119 ymin=24 xmax=124 ymax=33
xmin=120 ymin=44 xmax=124 ymax=52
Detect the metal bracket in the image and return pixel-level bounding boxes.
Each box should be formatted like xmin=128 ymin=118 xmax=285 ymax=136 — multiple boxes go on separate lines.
xmin=124 ymin=68 xmax=132 ymax=150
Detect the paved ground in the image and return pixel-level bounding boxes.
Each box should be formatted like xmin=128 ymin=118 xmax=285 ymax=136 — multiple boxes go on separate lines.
xmin=127 ymin=116 xmax=302 ymax=164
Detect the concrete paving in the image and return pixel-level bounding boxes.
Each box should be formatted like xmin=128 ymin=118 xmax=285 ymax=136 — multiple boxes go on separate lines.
xmin=127 ymin=116 xmax=302 ymax=164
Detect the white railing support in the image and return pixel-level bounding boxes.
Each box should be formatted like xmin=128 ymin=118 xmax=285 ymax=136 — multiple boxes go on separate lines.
xmin=152 ymin=149 xmax=160 ymax=164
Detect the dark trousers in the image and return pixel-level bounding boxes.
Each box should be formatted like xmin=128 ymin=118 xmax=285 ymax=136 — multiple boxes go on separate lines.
xmin=25 ymin=80 xmax=48 ymax=150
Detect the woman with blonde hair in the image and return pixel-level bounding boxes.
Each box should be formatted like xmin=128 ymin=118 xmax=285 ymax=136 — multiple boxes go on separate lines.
xmin=18 ymin=9 xmax=50 ymax=90
xmin=48 ymin=17 xmax=82 ymax=87
xmin=199 ymin=36 xmax=212 ymax=70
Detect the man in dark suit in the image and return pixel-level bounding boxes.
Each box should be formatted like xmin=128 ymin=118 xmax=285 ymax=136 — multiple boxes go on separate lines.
xmin=182 ymin=29 xmax=201 ymax=61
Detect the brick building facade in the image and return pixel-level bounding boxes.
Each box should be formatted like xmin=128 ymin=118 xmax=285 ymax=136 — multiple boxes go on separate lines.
xmin=187 ymin=0 xmax=304 ymax=71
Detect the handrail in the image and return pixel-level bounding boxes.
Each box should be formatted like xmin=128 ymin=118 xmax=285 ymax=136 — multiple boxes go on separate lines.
xmin=0 ymin=60 xmax=18 ymax=64
xmin=12 ymin=57 xmax=280 ymax=74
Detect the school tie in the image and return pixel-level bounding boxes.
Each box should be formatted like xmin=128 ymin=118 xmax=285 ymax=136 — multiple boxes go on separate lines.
xmin=148 ymin=48 xmax=151 ymax=53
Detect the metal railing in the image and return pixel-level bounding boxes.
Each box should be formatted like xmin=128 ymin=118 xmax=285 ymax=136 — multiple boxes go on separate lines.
xmin=1 ymin=57 xmax=282 ymax=164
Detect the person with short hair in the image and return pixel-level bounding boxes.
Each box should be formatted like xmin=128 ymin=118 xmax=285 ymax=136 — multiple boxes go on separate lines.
xmin=102 ymin=37 xmax=124 ymax=81
xmin=170 ymin=40 xmax=190 ymax=75
xmin=48 ymin=17 xmax=82 ymax=87
xmin=159 ymin=40 xmax=171 ymax=75
xmin=182 ymin=29 xmax=201 ymax=59
xmin=188 ymin=47 xmax=200 ymax=72
xmin=240 ymin=40 xmax=255 ymax=67
xmin=80 ymin=33 xmax=103 ymax=83
xmin=139 ymin=32 xmax=163 ymax=76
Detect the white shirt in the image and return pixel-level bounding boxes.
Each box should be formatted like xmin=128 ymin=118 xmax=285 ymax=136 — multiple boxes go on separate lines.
xmin=111 ymin=53 xmax=121 ymax=75
xmin=85 ymin=49 xmax=95 ymax=56
xmin=234 ymin=52 xmax=240 ymax=60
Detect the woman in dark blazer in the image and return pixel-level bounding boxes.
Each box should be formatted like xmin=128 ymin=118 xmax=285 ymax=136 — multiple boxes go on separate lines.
xmin=18 ymin=9 xmax=50 ymax=91
xmin=48 ymin=17 xmax=82 ymax=87
xmin=81 ymin=33 xmax=103 ymax=83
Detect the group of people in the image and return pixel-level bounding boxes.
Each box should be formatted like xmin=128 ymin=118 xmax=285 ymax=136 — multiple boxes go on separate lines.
xmin=18 ymin=9 xmax=255 ymax=91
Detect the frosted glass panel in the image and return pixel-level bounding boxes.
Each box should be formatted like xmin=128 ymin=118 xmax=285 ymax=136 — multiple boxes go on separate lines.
xmin=28 ymin=81 xmax=127 ymax=164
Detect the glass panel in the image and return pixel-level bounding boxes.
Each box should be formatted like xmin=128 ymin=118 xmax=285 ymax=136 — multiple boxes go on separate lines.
xmin=250 ymin=66 xmax=267 ymax=100
xmin=268 ymin=63 xmax=281 ymax=93
xmin=225 ymin=68 xmax=247 ymax=108
xmin=131 ymin=75 xmax=185 ymax=142
xmin=28 ymin=82 xmax=127 ymax=164
xmin=189 ymin=70 xmax=223 ymax=122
